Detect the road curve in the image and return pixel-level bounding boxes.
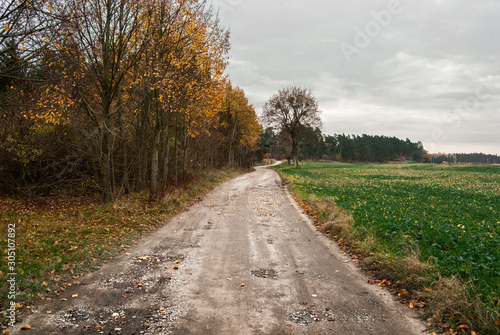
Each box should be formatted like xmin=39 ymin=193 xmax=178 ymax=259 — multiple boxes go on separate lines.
xmin=11 ymin=165 xmax=426 ymax=334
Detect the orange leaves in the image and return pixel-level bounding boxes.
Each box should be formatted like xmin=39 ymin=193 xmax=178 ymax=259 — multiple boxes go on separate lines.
xmin=218 ymin=83 xmax=262 ymax=165
xmin=408 ymin=300 xmax=426 ymax=309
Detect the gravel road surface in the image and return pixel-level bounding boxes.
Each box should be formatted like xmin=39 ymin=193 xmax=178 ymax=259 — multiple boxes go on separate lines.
xmin=11 ymin=165 xmax=426 ymax=334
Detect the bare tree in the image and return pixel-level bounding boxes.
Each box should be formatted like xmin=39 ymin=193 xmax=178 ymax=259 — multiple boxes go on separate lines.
xmin=58 ymin=0 xmax=153 ymax=201
xmin=0 ymin=0 xmax=59 ymax=103
xmin=261 ymin=87 xmax=322 ymax=167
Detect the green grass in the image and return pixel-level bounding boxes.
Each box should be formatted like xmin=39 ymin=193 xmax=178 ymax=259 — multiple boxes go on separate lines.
xmin=274 ymin=161 xmax=499 ymax=334
xmin=0 ymin=168 xmax=247 ymax=327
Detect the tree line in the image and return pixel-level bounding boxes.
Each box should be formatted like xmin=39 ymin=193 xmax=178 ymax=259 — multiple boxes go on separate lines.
xmin=430 ymin=153 xmax=500 ymax=165
xmin=259 ymin=129 xmax=425 ymax=163
xmin=0 ymin=0 xmax=261 ymax=201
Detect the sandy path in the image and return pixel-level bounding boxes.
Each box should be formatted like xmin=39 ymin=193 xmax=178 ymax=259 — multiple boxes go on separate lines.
xmin=11 ymin=165 xmax=425 ymax=334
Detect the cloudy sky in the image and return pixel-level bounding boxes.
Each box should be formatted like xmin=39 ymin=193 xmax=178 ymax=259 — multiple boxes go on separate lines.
xmin=214 ymin=0 xmax=500 ymax=155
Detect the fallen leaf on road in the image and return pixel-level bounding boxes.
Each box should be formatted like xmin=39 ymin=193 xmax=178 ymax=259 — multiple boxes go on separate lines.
xmin=60 ymin=298 xmax=67 ymax=301
xmin=20 ymin=325 xmax=31 ymax=330
xmin=172 ymin=266 xmax=179 ymax=270
xmin=343 ymin=260 xmax=350 ymax=263
xmin=311 ymin=294 xmax=318 ymax=298
xmin=72 ymin=294 xmax=78 ymax=298
xmin=240 ymin=283 xmax=245 ymax=287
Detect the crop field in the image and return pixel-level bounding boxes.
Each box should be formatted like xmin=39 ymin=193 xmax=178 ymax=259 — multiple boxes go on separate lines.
xmin=275 ymin=162 xmax=499 ymax=330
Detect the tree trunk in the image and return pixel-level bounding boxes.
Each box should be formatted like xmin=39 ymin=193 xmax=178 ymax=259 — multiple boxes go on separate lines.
xmin=118 ymin=101 xmax=130 ymax=196
xmin=292 ymin=137 xmax=299 ymax=167
xmin=183 ymin=132 xmax=189 ymax=183
xmin=101 ymin=118 xmax=113 ymax=202
xmin=174 ymin=124 xmax=179 ymax=187
xmin=162 ymin=128 xmax=172 ymax=192
xmin=150 ymin=128 xmax=160 ymax=200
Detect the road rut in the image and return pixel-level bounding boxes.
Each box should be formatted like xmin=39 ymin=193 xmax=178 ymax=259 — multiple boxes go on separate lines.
xmin=11 ymin=166 xmax=426 ymax=334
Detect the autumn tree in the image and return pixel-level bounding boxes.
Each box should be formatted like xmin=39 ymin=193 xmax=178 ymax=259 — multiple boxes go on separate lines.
xmin=37 ymin=0 xmax=154 ymax=201
xmin=138 ymin=0 xmax=230 ymax=198
xmin=218 ymin=83 xmax=261 ymax=168
xmin=0 ymin=0 xmax=257 ymax=201
xmin=261 ymin=87 xmax=322 ymax=167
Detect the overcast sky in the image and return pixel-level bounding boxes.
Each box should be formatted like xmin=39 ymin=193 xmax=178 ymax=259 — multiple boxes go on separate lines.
xmin=213 ymin=0 xmax=500 ymax=155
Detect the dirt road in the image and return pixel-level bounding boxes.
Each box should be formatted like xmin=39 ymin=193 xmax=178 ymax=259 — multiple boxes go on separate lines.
xmin=11 ymin=165 xmax=426 ymax=334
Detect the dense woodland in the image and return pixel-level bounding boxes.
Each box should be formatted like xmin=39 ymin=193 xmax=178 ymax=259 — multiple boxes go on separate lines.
xmin=0 ymin=0 xmax=261 ymax=200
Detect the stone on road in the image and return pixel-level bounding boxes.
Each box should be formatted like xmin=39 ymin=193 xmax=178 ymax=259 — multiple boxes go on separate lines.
xmin=11 ymin=166 xmax=425 ymax=334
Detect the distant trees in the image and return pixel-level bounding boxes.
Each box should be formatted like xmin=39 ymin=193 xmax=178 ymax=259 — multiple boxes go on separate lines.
xmin=314 ymin=134 xmax=424 ymax=162
xmin=261 ymin=87 xmax=322 ymax=167
xmin=324 ymin=134 xmax=424 ymax=162
xmin=455 ymin=153 xmax=500 ymax=164
xmin=262 ymin=131 xmax=425 ymax=163
xmin=259 ymin=86 xmax=425 ymax=165
xmin=260 ymin=128 xmax=498 ymax=165
xmin=430 ymin=153 xmax=500 ymax=164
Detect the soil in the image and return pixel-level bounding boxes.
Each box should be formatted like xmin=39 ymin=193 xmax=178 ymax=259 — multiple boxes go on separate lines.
xmin=9 ymin=164 xmax=427 ymax=334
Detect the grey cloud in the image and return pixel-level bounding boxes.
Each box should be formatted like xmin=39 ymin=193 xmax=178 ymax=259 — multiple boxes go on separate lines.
xmin=218 ymin=0 xmax=500 ymax=154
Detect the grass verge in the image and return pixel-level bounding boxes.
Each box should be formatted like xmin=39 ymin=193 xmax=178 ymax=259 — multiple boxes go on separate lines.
xmin=0 ymin=168 xmax=248 ymax=329
xmin=275 ymin=162 xmax=499 ymax=335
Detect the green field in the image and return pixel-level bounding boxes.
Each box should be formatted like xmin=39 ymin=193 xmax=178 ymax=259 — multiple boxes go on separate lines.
xmin=274 ymin=162 xmax=499 ymax=332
